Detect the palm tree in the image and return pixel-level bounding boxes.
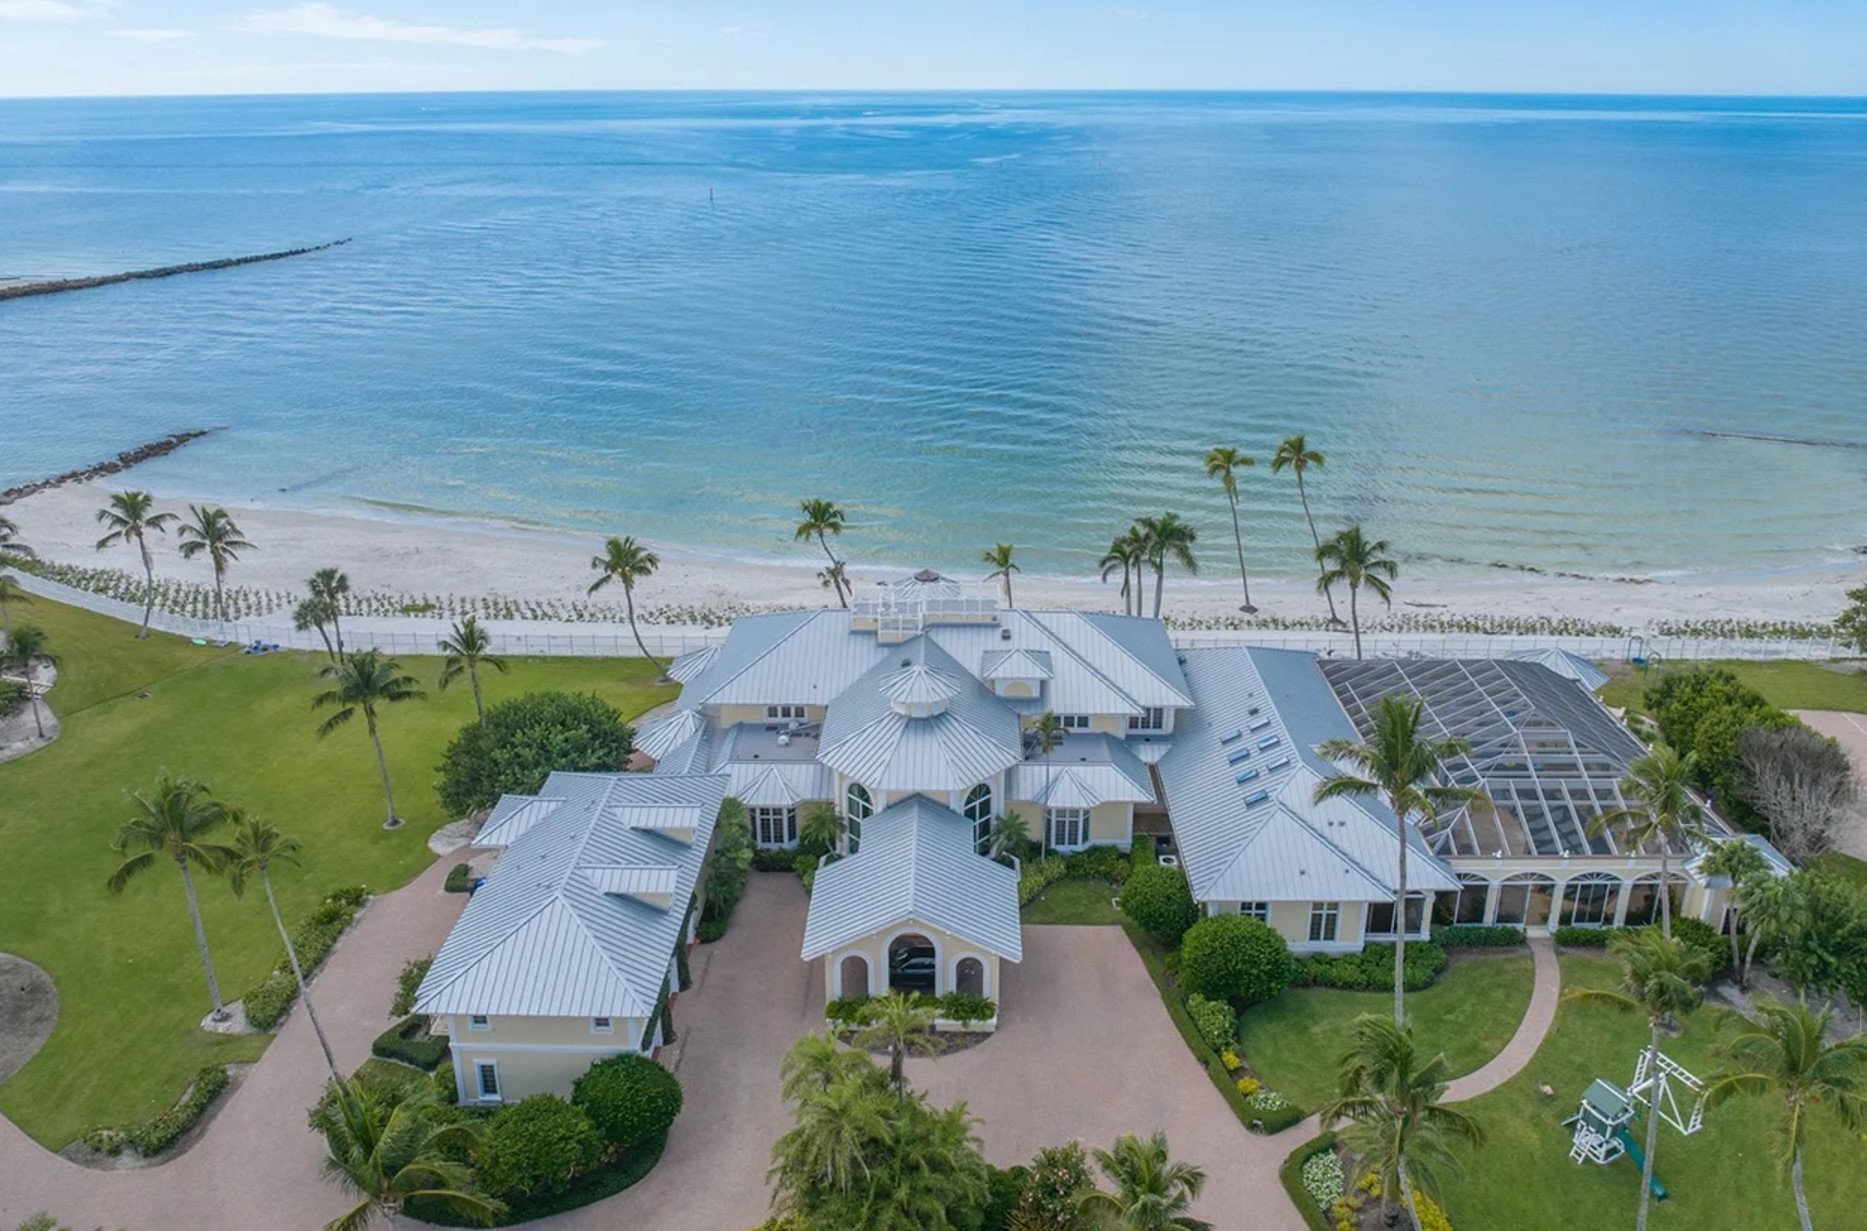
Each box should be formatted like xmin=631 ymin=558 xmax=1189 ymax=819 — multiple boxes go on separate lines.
xmin=1589 ymin=743 xmax=1712 ymax=939
xmin=856 ymin=991 xmax=937 ymax=1097
xmin=795 ymin=499 xmax=851 ymax=608
xmin=1031 ymin=712 xmax=1067 ymax=858
xmin=588 ymin=535 xmax=664 ymax=671
xmin=1707 ymin=996 xmax=1867 ymax=1231
xmin=769 ymin=1067 xmax=893 ymax=1205
xmin=1321 ymin=1015 xmax=1484 ymax=1231
xmin=1204 ymin=446 xmax=1257 ymax=614
xmin=308 ymin=568 xmax=351 ymax=659
xmin=1700 ymin=839 xmax=1772 ymax=980
xmin=315 ymin=1078 xmax=501 ymax=1231
xmin=228 ymin=813 xmax=340 ymax=1080
xmin=1567 ymin=929 xmax=1713 ymax=1231
xmin=982 ymin=544 xmax=1020 ymax=609
xmin=295 ymin=595 xmax=340 ymax=661
xmin=989 ymin=810 xmax=1031 ymax=864
xmin=106 ymin=774 xmax=239 ymax=1020
xmin=1077 ymin=1131 xmax=1211 ymax=1231
xmin=313 ymin=649 xmax=426 ymax=829
xmin=437 ymin=616 xmax=506 ymax=724
xmin=818 ymin=559 xmax=848 ymax=603
xmin=0 ymin=514 xmax=33 ymax=561
xmin=1737 ymin=873 xmax=1806 ymax=990
xmin=1137 ymin=514 xmax=1198 ymax=619
xmin=780 ymin=1031 xmax=882 ymax=1104
xmin=800 ymin=802 xmax=848 ymax=859
xmin=1271 ymin=433 xmax=1341 ymax=625
xmin=0 ymin=572 xmax=31 ymax=638
xmin=1315 ymin=695 xmax=1479 ymax=1025
xmin=94 ymin=490 xmax=178 ymax=638
xmin=1315 ymin=524 xmax=1396 ymax=659
xmin=4 ymin=622 xmax=53 ymax=740
xmin=176 ymin=504 xmax=254 ymax=627
xmin=1100 ymin=528 xmax=1148 ymax=617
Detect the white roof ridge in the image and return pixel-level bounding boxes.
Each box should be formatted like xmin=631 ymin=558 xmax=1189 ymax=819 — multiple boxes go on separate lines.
xmin=689 ymin=610 xmax=828 ymax=705
xmin=1020 ymin=611 xmax=1144 ymax=712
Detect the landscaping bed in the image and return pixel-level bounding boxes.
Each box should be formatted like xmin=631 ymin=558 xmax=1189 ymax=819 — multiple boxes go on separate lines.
xmin=1021 ymin=877 xmax=1122 ymax=925
xmin=409 ymin=1135 xmax=667 ymax=1227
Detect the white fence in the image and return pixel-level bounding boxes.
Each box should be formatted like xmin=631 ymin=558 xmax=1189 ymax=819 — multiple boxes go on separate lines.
xmin=10 ymin=570 xmax=1847 ymax=664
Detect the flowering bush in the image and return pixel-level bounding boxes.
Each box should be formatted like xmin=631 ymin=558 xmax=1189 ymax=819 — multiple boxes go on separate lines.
xmin=1016 ymin=1141 xmax=1092 ymax=1225
xmin=1185 ymin=992 xmax=1237 ymax=1052
xmin=1246 ymin=1088 xmax=1290 ymax=1114
xmin=1300 ymin=1149 xmax=1345 ymax=1207
xmin=1235 ymin=1075 xmax=1260 ymax=1097
xmin=1413 ymin=1192 xmax=1455 ymax=1231
xmin=1219 ymin=1047 xmax=1242 ymax=1072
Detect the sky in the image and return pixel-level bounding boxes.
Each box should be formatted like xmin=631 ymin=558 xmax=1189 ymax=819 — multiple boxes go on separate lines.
xmin=0 ymin=1 xmax=1863 ymax=98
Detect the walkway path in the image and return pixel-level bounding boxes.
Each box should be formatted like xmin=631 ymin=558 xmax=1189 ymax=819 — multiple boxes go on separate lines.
xmin=1443 ymin=937 xmax=1561 ymax=1102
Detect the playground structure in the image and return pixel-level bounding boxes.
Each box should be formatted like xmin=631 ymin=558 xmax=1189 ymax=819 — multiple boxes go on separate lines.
xmin=1564 ymin=1049 xmax=1707 ymax=1200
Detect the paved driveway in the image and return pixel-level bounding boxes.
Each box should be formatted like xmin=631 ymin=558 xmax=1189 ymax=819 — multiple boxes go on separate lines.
xmin=1792 ymin=710 xmax=1867 ymax=860
xmin=911 ymin=927 xmax=1306 ymax=1231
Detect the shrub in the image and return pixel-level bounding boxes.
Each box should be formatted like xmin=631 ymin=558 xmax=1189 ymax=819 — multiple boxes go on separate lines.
xmin=475 ymin=1095 xmax=602 ymax=1201
xmin=372 ymin=1014 xmax=450 ymax=1070
xmin=1432 ymin=924 xmax=1526 ymax=949
xmin=325 ymin=884 xmax=369 ymax=908
xmin=703 ymin=798 xmax=755 ymax=926
xmin=1236 ymin=1075 xmax=1260 ymax=1096
xmin=1672 ymin=915 xmax=1730 ymax=975
xmin=1063 ymin=845 xmax=1131 ymax=885
xmin=571 ymin=1054 xmax=683 ymax=1150
xmin=984 ymin=1163 xmax=1026 ymax=1231
xmin=752 ymin=848 xmax=798 ymax=872
xmin=242 ymin=970 xmax=297 ymax=1030
xmin=392 ymin=956 xmax=432 ymax=1017
xmin=696 ymin=918 xmax=728 ymax=943
xmin=1645 ymin=668 xmax=1799 ymax=829
xmin=1279 ymin=1132 xmax=1340 ymax=1231
xmin=1553 ymin=925 xmax=1614 ymax=948
xmin=1018 ymin=856 xmax=1067 ymax=905
xmin=825 ymin=995 xmax=872 ymax=1025
xmin=939 ymin=992 xmax=997 ymax=1024
xmin=1301 ymin=1147 xmax=1346 ymax=1208
xmin=444 ymin=862 xmax=475 ymax=893
xmin=1296 ymin=942 xmax=1447 ymax=992
xmin=1121 ymin=863 xmax=1201 ymax=943
xmin=1178 ymin=916 xmax=1298 ymax=1004
xmin=1016 ymin=1142 xmax=1092 ymax=1226
xmin=1220 ymin=1047 xmax=1242 ymax=1072
xmin=86 ymin=1064 xmax=232 ymax=1157
xmin=1185 ymin=992 xmax=1237 ymax=1051
xmin=436 ymin=691 xmax=634 ymax=816
xmin=799 ymin=865 xmax=816 ymax=895
xmin=791 ymin=852 xmax=818 ymax=880
xmin=0 ymin=680 xmax=26 ymax=719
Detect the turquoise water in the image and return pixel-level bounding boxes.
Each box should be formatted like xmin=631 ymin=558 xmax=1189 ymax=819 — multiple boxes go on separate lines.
xmin=4 ymin=91 xmax=1867 ymax=579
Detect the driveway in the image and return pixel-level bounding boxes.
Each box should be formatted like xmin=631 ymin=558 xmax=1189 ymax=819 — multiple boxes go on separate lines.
xmin=1791 ymin=710 xmax=1867 ymax=860
xmin=911 ymin=926 xmax=1307 ymax=1231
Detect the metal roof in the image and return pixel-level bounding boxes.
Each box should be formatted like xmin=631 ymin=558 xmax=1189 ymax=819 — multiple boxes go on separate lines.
xmin=800 ymin=795 xmax=1023 ymax=962
xmin=1320 ymin=658 xmax=1698 ymax=858
xmin=721 ymin=761 xmax=834 ymax=806
xmin=1158 ymin=647 xmax=1455 ymax=905
xmin=980 ymin=648 xmax=1054 ymax=680
xmin=416 ymin=772 xmax=728 ymax=1019
xmin=636 ymin=708 xmax=708 ymax=760
xmin=1508 ymin=648 xmax=1611 ymax=692
xmin=477 ymin=795 xmax=566 ymax=848
xmin=1007 ymin=733 xmax=1157 ymax=806
xmin=665 ymin=643 xmax=722 ymax=684
xmin=818 ymin=636 xmax=1024 ymax=793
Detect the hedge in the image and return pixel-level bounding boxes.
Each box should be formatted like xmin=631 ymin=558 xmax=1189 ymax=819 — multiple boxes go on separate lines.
xmin=444 ymin=862 xmax=475 ymax=893
xmin=825 ymin=992 xmax=997 ymax=1026
xmin=1178 ymin=915 xmax=1299 ymax=1004
xmin=751 ymin=848 xmax=799 ymax=872
xmin=1121 ymin=862 xmax=1201 ymax=943
xmin=1432 ymin=924 xmax=1526 ymax=949
xmin=474 ymin=1095 xmax=603 ymax=1202
xmin=695 ymin=918 xmax=728 ymax=943
xmin=1295 ymin=941 xmax=1447 ymax=993
xmin=393 ymin=956 xmax=432 ymax=1017
xmin=409 ymin=1133 xmax=667 ymax=1226
xmin=1018 ymin=856 xmax=1067 ymax=905
xmin=1555 ymin=922 xmax=1727 ymax=979
xmin=84 ymin=1064 xmax=230 ymax=1157
xmin=243 ymin=886 xmax=368 ymax=1030
xmin=572 ymin=1054 xmax=683 ymax=1150
xmin=1279 ymin=1131 xmax=1341 ymax=1231
xmin=1062 ymin=845 xmax=1132 ymax=886
xmin=372 ymin=1015 xmax=451 ymax=1071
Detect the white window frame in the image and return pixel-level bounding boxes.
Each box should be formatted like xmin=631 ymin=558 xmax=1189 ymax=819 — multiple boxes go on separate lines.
xmin=1046 ymin=807 xmax=1089 ymax=850
xmin=1057 ymin=714 xmax=1091 ymax=731
xmin=1308 ymin=901 xmax=1340 ymax=944
xmin=962 ymin=784 xmax=994 ymax=854
xmin=1127 ymin=707 xmax=1166 ymax=732
xmin=1365 ymin=893 xmax=1430 ymax=938
xmin=1237 ymin=901 xmax=1269 ymax=922
xmin=766 ymin=704 xmax=806 ymax=721
xmin=752 ymin=805 xmax=798 ymax=847
xmin=474 ymin=1059 xmax=502 ymax=1102
xmin=846 ymin=782 xmax=874 ymax=822
xmin=590 ymin=1016 xmax=614 ymax=1035
xmin=467 ymin=1014 xmax=491 ymax=1032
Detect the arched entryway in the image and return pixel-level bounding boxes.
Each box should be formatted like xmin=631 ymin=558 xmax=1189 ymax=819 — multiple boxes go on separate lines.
xmin=888 ymin=932 xmax=938 ymax=994
xmin=955 ymin=956 xmax=985 ymax=998
xmin=839 ymin=953 xmax=870 ymax=999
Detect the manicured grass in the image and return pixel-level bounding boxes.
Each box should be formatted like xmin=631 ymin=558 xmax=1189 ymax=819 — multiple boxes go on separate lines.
xmin=1810 ymin=851 xmax=1867 ymax=893
xmin=1600 ymin=660 xmax=1867 ymax=718
xmin=1443 ymin=956 xmax=1867 ymax=1231
xmin=1237 ymin=952 xmax=1535 ymax=1112
xmin=0 ymin=598 xmax=674 ymax=1147
xmin=1021 ymin=878 xmax=1122 ymax=925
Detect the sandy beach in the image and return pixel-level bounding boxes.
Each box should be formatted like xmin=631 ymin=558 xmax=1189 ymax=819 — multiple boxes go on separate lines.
xmin=4 ymin=480 xmax=1858 ymax=633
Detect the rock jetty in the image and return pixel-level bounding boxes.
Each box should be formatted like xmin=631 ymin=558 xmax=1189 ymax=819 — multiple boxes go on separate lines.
xmin=0 ymin=429 xmax=220 ymax=506
xmin=0 ymin=239 xmax=350 ymax=302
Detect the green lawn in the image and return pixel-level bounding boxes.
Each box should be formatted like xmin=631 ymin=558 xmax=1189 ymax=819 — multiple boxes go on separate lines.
xmin=1021 ymin=878 xmax=1122 ymax=925
xmin=1600 ymin=660 xmax=1867 ymax=718
xmin=0 ymin=599 xmax=674 ymax=1147
xmin=1238 ymin=952 xmax=1535 ymax=1111
xmin=1442 ymin=956 xmax=1867 ymax=1231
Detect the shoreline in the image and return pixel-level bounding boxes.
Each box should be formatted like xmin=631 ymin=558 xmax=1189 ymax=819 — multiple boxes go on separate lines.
xmin=2 ymin=479 xmax=1857 ymax=632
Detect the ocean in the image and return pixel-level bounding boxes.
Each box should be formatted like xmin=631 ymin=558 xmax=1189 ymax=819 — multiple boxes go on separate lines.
xmin=3 ymin=91 xmax=1866 ymax=581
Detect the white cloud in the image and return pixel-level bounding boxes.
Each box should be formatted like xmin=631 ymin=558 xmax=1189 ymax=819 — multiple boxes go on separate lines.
xmin=111 ymin=26 xmax=190 ymax=40
xmin=239 ymin=3 xmax=604 ymax=55
xmin=0 ymin=0 xmax=107 ymax=21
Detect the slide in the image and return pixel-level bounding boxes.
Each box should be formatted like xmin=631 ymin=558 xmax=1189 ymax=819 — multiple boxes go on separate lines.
xmin=1613 ymin=1129 xmax=1669 ymax=1201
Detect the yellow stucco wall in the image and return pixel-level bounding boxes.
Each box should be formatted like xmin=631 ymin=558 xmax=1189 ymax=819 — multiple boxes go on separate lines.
xmin=715 ymin=704 xmax=826 ymax=726
xmin=1204 ymin=900 xmax=1370 ymax=951
xmin=450 ymin=1012 xmax=649 ymax=1049
xmin=820 ymin=919 xmax=1004 ymax=1002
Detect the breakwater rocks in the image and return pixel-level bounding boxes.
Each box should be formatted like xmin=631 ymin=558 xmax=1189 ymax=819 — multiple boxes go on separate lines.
xmin=0 ymin=429 xmax=219 ymax=506
xmin=0 ymin=238 xmax=350 ymax=302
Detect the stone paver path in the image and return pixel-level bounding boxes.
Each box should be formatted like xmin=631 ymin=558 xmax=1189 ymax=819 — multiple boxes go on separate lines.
xmin=1443 ymin=937 xmax=1561 ymax=1102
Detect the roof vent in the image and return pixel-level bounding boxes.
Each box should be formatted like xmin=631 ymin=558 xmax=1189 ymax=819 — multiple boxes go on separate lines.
xmin=1248 ymin=717 xmax=1272 ymax=732
xmin=1267 ymin=756 xmax=1291 ymax=771
xmin=1243 ymin=789 xmax=1270 ymax=806
xmin=1235 ymin=768 xmax=1259 ymax=784
xmin=1219 ymin=729 xmax=1244 ymax=745
xmin=1000 ymin=627 xmax=1013 ymax=640
xmin=1226 ymin=748 xmax=1252 ymax=765
xmin=1258 ymin=736 xmax=1280 ymax=751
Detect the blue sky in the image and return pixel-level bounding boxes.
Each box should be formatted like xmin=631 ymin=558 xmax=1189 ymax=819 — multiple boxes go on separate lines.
xmin=0 ymin=1 xmax=1862 ymax=97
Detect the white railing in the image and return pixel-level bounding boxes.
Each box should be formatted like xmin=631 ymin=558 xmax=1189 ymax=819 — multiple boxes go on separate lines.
xmin=8 ymin=569 xmax=1846 ymax=664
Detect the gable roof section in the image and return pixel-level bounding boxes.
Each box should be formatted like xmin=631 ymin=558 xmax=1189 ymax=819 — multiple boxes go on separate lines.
xmin=477 ymin=795 xmax=566 ymax=848
xmin=636 ymin=708 xmax=708 ymax=761
xmin=1160 ymin=647 xmax=1454 ymax=904
xmin=980 ymin=648 xmax=1054 ymax=681
xmin=818 ymin=636 xmax=1023 ymax=793
xmin=801 ymin=795 xmax=1022 ymax=962
xmin=1006 ymin=733 xmax=1157 ymax=806
xmin=416 ymin=772 xmax=727 ymax=1020
xmin=680 ymin=610 xmax=888 ymax=708
xmin=1507 ymin=648 xmax=1610 ymax=692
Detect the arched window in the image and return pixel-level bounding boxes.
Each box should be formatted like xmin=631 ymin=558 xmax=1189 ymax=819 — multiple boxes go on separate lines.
xmin=1494 ymin=873 xmax=1555 ymax=927
xmin=955 ymin=956 xmax=985 ymax=998
xmin=1454 ymin=874 xmax=1491 ymax=925
xmin=839 ymin=954 xmax=870 ymax=999
xmin=888 ymin=933 xmax=937 ymax=994
xmin=1621 ymin=876 xmax=1662 ymax=927
xmin=845 ymin=782 xmax=873 ymax=855
xmin=1560 ymin=874 xmax=1622 ymax=928
xmin=963 ymin=784 xmax=993 ymax=853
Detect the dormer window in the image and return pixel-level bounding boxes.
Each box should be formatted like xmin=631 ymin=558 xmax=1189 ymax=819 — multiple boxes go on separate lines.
xmin=767 ymin=705 xmax=806 ymax=721
xmin=1057 ymin=714 xmax=1090 ymax=731
xmin=1128 ymin=707 xmax=1166 ymax=733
